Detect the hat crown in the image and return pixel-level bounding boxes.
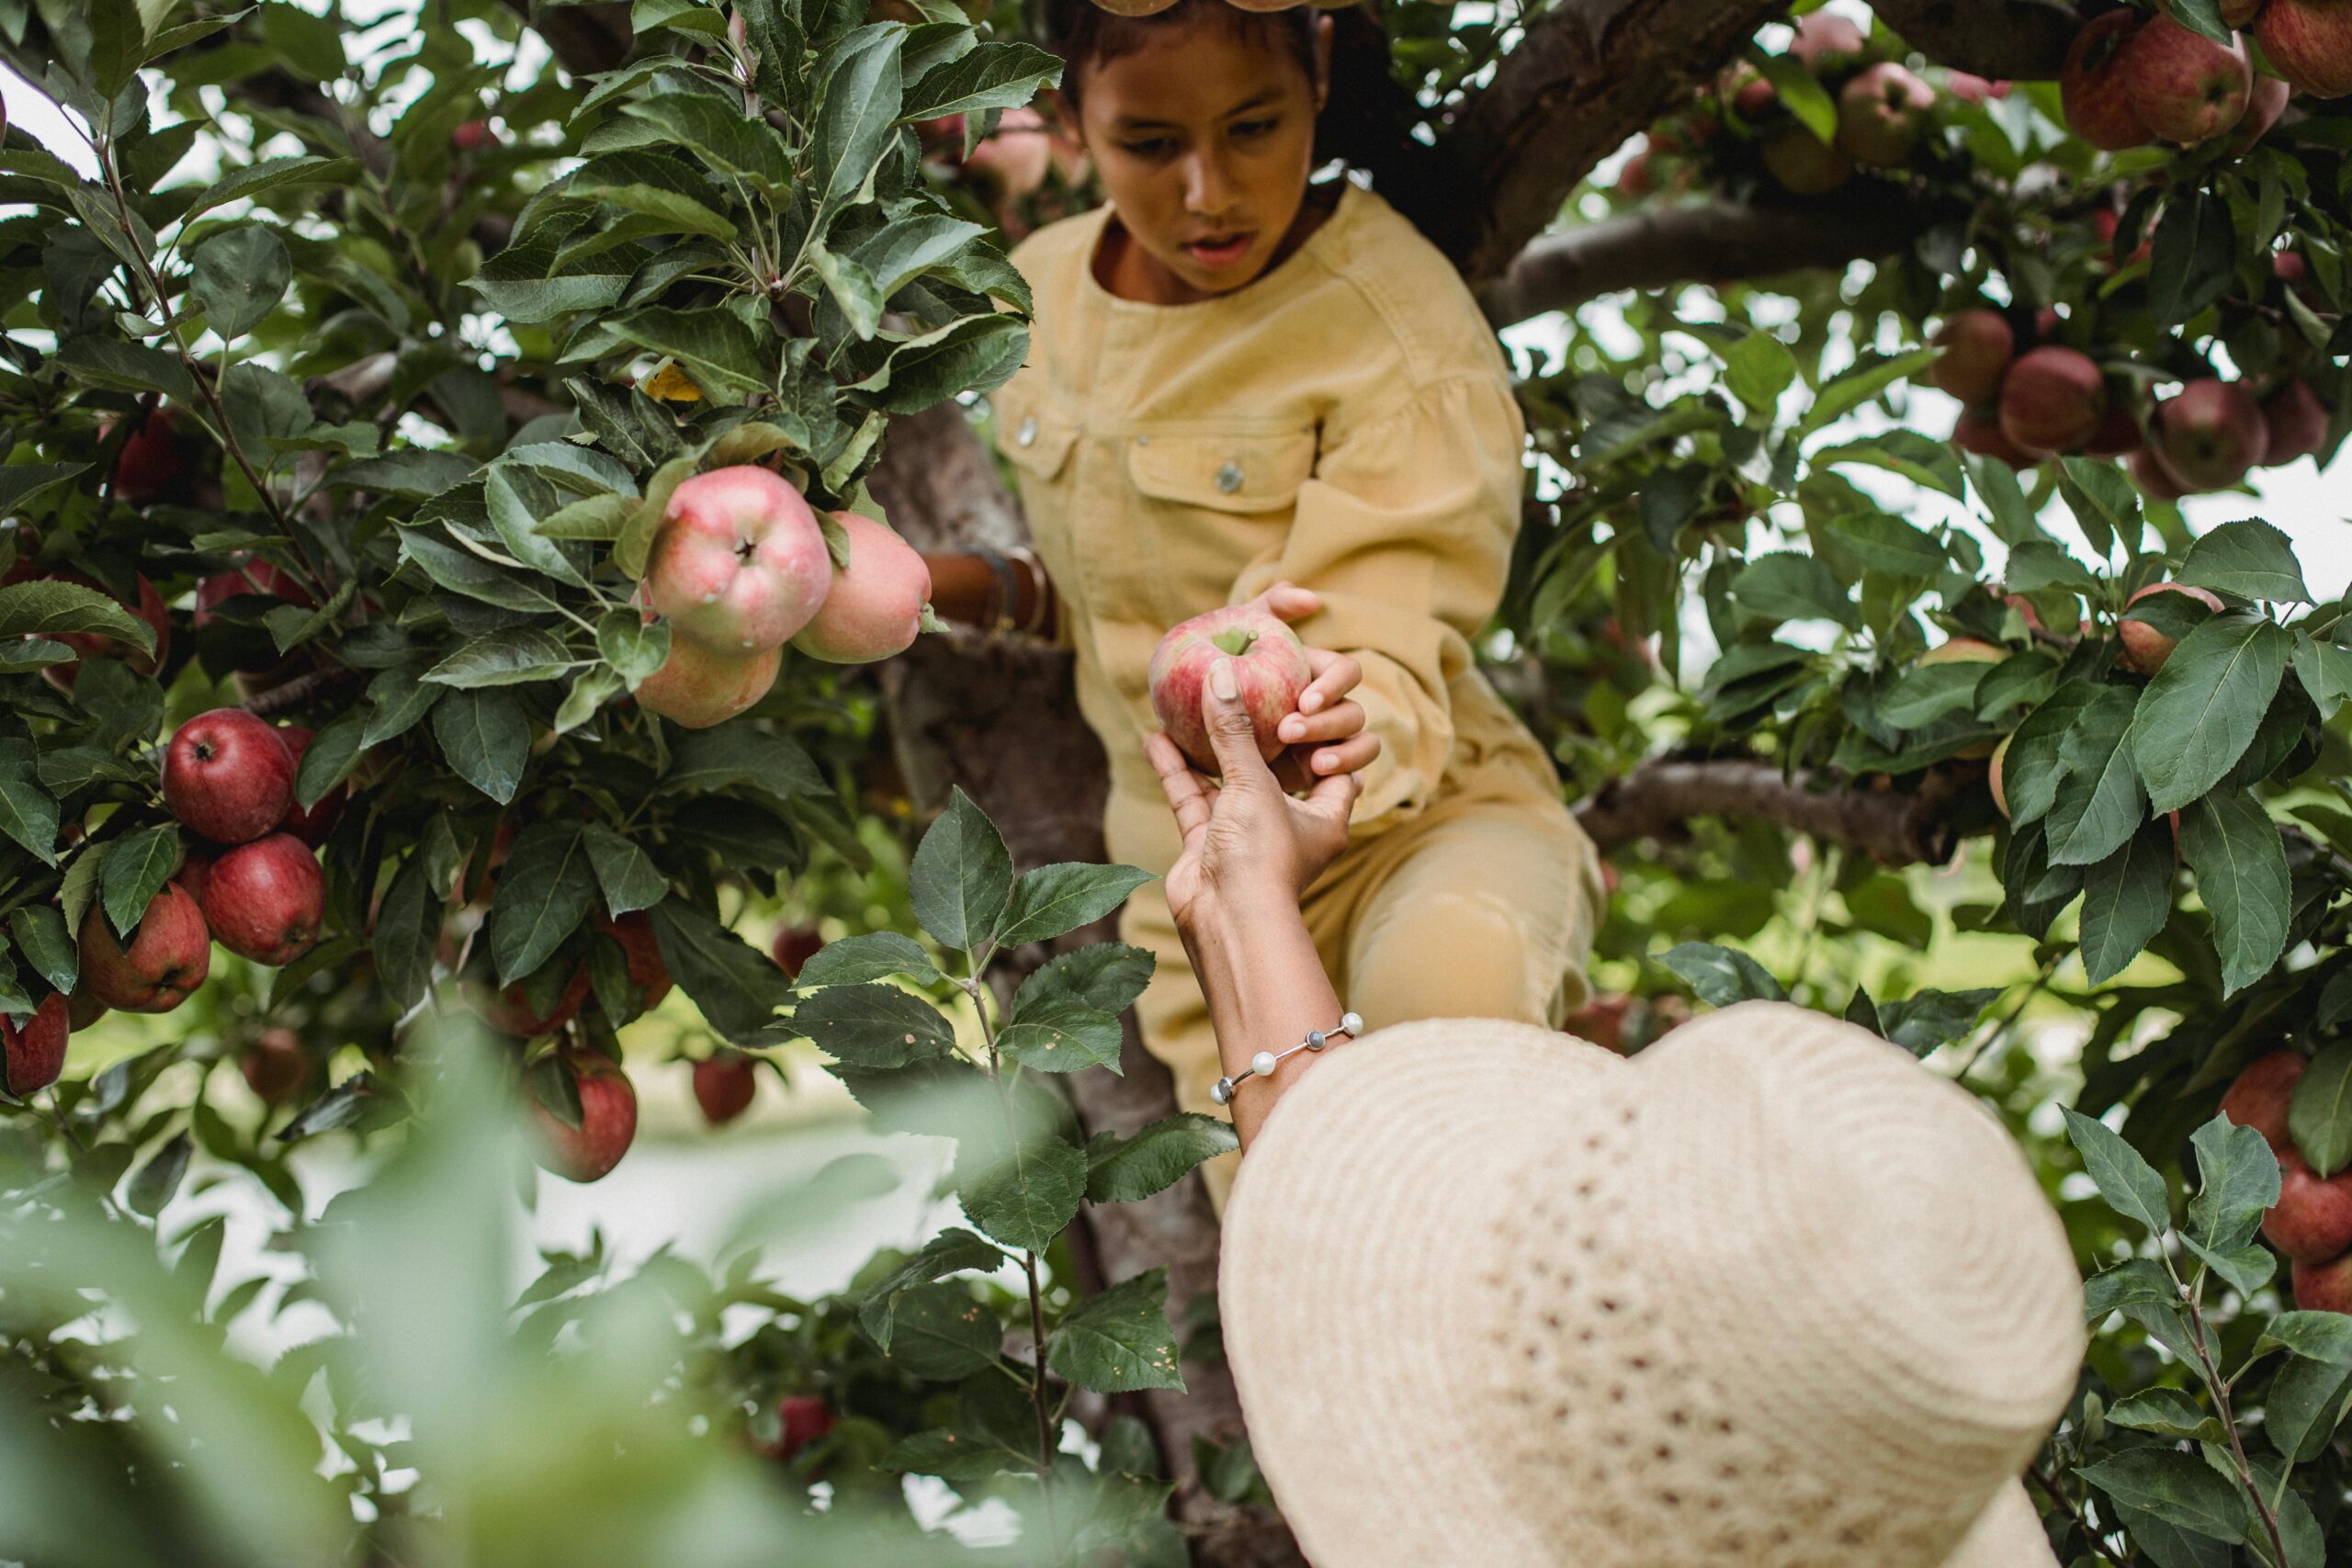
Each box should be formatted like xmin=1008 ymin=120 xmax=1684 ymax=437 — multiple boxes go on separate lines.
xmin=1479 ymin=1002 xmax=2083 ymax=1565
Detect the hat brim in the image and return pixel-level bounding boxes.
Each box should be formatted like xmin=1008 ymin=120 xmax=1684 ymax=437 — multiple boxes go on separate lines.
xmin=1941 ymin=1480 xmax=2057 ymax=1568
xmin=1218 ymin=1019 xmax=1623 ymax=1568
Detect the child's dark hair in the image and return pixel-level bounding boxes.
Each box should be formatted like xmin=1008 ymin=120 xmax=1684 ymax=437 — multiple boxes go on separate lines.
xmin=1039 ymin=0 xmax=1468 ymax=258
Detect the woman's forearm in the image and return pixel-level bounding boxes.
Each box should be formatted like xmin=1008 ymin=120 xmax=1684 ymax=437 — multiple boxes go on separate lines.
xmin=1177 ymin=888 xmax=1343 ymax=1150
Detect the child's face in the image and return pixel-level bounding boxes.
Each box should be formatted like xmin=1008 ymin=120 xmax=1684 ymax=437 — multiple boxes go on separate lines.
xmin=1071 ymin=18 xmax=1327 ymax=302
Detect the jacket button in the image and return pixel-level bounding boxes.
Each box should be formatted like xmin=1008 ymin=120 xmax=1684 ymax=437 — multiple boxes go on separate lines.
xmin=1215 ymin=461 xmax=1243 ymax=494
xmin=1016 ymin=417 xmax=1037 ymax=447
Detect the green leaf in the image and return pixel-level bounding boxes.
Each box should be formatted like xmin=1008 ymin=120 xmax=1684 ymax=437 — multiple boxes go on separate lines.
xmin=876 ymin=1280 xmax=999 ymax=1378
xmin=1872 ymin=987 xmax=1999 ymax=1056
xmin=797 ymin=931 xmax=941 ymax=988
xmin=1814 ymin=430 xmax=1966 ymax=500
xmin=0 ymin=579 xmax=156 ymax=652
xmin=787 ymin=981 xmax=958 ymax=1067
xmin=0 ymin=462 xmax=90 ymax=516
xmin=849 ymin=213 xmax=986 ymax=299
xmin=484 ymin=466 xmax=592 ymax=588
xmin=2062 ymin=1107 xmax=2172 ymax=1235
xmin=2084 ymin=1258 xmax=2177 ymax=1319
xmin=2075 ymin=1450 xmax=2245 ymax=1545
xmin=1659 ymin=942 xmax=1787 ymax=1006
xmin=813 ymin=24 xmax=905 ymax=213
xmin=487 ymin=825 xmax=595 ymax=988
xmin=100 ymin=825 xmax=178 ymax=940
xmin=2179 ymin=787 xmax=2291 ymax=998
xmin=343 ymin=450 xmax=480 ymax=500
xmin=125 ymin=1131 xmax=192 ymax=1219
xmin=900 ymin=39 xmax=1060 ymax=119
xmin=2289 ymin=1043 xmax=2352 ymax=1179
xmin=2131 ymin=615 xmax=2291 ymax=814
xmin=1878 ymin=660 xmax=1987 ymax=728
xmin=2257 ymin=1311 xmax=2352 ymax=1367
xmin=371 ymin=854 xmax=442 ymax=1013
xmin=1730 ymin=553 xmax=1858 ymax=629
xmin=397 ymin=527 xmax=559 ymax=615
xmin=422 ymin=626 xmax=577 ymax=689
xmin=189 ymin=224 xmax=290 ymax=339
xmin=2179 ymin=1235 xmax=2275 ymax=1298
xmin=2045 ymin=686 xmax=2145 ymax=867
xmin=956 ymin=1127 xmax=1086 ymax=1253
xmin=1756 ymin=51 xmax=1837 ymax=143
xmin=2056 ymin=457 xmax=2141 ymax=558
xmin=2103 ymin=1388 xmax=2227 ymax=1443
xmin=2178 ymin=518 xmax=2310 ymax=604
xmin=2187 ymin=1114 xmax=2280 ymax=1253
xmin=2290 ymin=630 xmax=2352 ymax=717
xmin=610 ymin=308 xmax=774 ymax=397
xmin=2077 ymin=824 xmax=2175 ymax=985
xmin=51 ymin=337 xmax=198 ymax=403
xmin=2150 ymin=191 xmax=2236 ymax=329
xmin=2266 ymin=1354 xmax=2352 ymax=1464
xmin=996 ymin=863 xmax=1155 ymax=949
xmin=1085 ymin=1112 xmax=1237 ymax=1204
xmin=431 ymin=688 xmax=530 ymax=804
xmin=1797 ymin=348 xmax=1939 ymax=436
xmin=910 ymin=787 xmax=1012 ymax=954
xmin=858 ymin=1226 xmax=1010 ymax=1348
xmin=581 ymin=825 xmax=667 ymax=918
xmin=0 ymin=747 xmax=62 ymax=866
xmin=185 ymin=154 xmax=359 ymax=219
xmin=618 ymin=93 xmax=792 ymax=190
xmin=808 ymin=240 xmax=884 ymax=340
xmin=662 ymin=726 xmax=827 ymax=799
xmin=8 ymin=907 xmax=76 ymax=995
xmin=1720 ymin=328 xmax=1797 ymax=418
xmin=997 ymin=995 xmax=1122 ymax=1074
xmin=1826 ymin=511 xmax=1948 ymax=577
xmin=646 ymin=897 xmax=797 ymax=1045
xmin=1964 ymin=450 xmax=2042 ymax=547
xmin=1014 ymin=942 xmax=1153 ymax=1021
xmin=1048 ymin=1269 xmax=1185 ymax=1393
xmin=595 ymin=609 xmax=670 ymax=681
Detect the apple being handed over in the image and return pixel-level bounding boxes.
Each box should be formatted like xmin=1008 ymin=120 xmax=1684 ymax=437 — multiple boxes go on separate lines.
xmin=1148 ymin=604 xmax=1314 ymax=773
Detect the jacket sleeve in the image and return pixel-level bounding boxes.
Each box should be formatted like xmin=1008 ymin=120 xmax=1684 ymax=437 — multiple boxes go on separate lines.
xmin=1229 ymin=370 xmax=1526 ymax=836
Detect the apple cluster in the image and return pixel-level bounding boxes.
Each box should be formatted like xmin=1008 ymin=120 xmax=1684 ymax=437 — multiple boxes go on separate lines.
xmin=2064 ymin=3 xmax=2347 ymax=154
xmin=633 ymin=467 xmax=935 ymax=729
xmin=1934 ymin=305 xmax=2332 ymax=494
xmin=2222 ymin=1053 xmax=2352 ymax=1314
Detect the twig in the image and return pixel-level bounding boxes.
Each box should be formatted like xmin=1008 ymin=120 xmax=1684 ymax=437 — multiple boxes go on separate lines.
xmin=2024 ymin=1461 xmax=2131 ymax=1568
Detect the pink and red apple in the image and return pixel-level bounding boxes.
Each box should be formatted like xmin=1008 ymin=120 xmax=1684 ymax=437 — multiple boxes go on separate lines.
xmin=79 ymin=885 xmax=210 ymax=1013
xmin=757 ymin=1393 xmax=836 ymax=1463
xmin=636 ymin=632 xmax=782 ymax=729
xmin=198 ymin=833 xmax=324 ymax=965
xmin=595 ymin=910 xmax=673 ymax=1012
xmin=2062 ymin=9 xmax=2154 ymax=149
xmin=2264 ymin=1148 xmax=2352 ymax=1263
xmin=790 ymin=513 xmax=933 ymax=663
xmin=2 ymin=993 xmax=68 ymax=1096
xmin=694 ymin=1054 xmax=758 ymax=1125
xmin=2260 ymin=379 xmax=2330 ymax=468
xmin=529 ymin=1051 xmax=639 ymax=1182
xmin=1789 ymin=11 xmax=1866 ymax=67
xmin=1929 ymin=310 xmax=2014 ymax=404
xmin=2120 ymin=581 xmax=2225 ymax=676
xmin=2222 ymin=1051 xmax=2305 ymax=1150
xmin=644 ymin=466 xmax=831 ymax=653
xmin=1999 ymin=347 xmax=2108 ymax=455
xmin=109 ymin=407 xmax=179 ymax=506
xmin=1836 ymin=62 xmax=1936 ymax=166
xmin=241 ymin=1025 xmax=311 ymax=1105
xmin=164 ymin=708 xmax=298 ymax=845
xmin=1953 ymin=407 xmax=2043 ymax=468
xmin=1148 ymin=604 xmax=1315 ymax=774
xmin=1761 ymin=127 xmax=1851 ymax=194
xmin=2154 ymin=379 xmax=2268 ymax=491
xmin=772 ymin=924 xmax=822 ymax=980
xmin=2120 ymin=16 xmax=2252 ymax=142
xmin=43 ymin=571 xmax=170 ymax=690
xmin=2256 ymin=0 xmax=2352 ymax=98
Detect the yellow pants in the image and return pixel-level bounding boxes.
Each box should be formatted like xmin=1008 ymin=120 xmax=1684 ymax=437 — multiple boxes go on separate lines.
xmin=1116 ymin=752 xmax=1604 ymax=1214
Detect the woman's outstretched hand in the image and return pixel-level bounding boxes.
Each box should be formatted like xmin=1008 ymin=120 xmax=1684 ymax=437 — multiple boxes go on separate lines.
xmin=1233 ymin=581 xmax=1379 ymax=793
xmin=1146 ymin=655 xmax=1359 ymax=933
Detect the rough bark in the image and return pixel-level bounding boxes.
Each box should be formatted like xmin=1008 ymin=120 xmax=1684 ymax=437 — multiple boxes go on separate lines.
xmin=1442 ymin=0 xmax=1789 ymax=283
xmin=1479 ymin=191 xmax=1945 ymax=325
xmin=1871 ymin=0 xmax=2084 ymax=79
xmin=1575 ymin=756 xmax=1969 ymax=866
xmin=867 ymin=405 xmax=1306 ymax=1568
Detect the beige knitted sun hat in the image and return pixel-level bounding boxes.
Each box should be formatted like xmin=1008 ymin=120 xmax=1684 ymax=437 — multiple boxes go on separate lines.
xmin=1218 ymin=1000 xmax=2085 ymax=1568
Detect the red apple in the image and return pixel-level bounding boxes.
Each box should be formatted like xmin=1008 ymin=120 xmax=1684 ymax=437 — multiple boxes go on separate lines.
xmin=198 ymin=833 xmax=324 ymax=965
xmin=452 ymin=118 xmax=497 ymax=152
xmin=635 ymin=632 xmax=782 ymax=729
xmin=64 ymin=989 xmax=107 ymax=1032
xmin=240 ymin=1025 xmax=311 ymax=1105
xmin=1148 ymin=604 xmax=1315 ymax=773
xmin=2129 ymin=446 xmax=2193 ymax=501
xmin=2260 ymin=379 xmax=2331 ymax=468
xmin=693 ymin=1054 xmax=758 ymax=1125
xmin=790 ymin=513 xmax=933 ymax=663
xmin=109 ymin=407 xmax=178 ymax=506
xmin=644 ymin=466 xmax=831 ymax=653
xmin=2222 ymin=1051 xmax=2305 ymax=1149
xmin=175 ymin=846 xmax=213 ymax=908
xmin=772 ymin=924 xmax=822 ymax=980
xmin=43 ymin=570 xmax=170 ymax=690
xmin=2292 ymin=1251 xmax=2352 ymax=1313
xmin=1760 ymin=126 xmax=1852 ymax=194
xmin=1563 ymin=993 xmax=1632 ymax=1054
xmin=2256 ymin=0 xmax=2352 ymax=97
xmin=757 ymin=1393 xmax=837 ymax=1463
xmin=2 ymin=993 xmax=68 ymax=1096
xmin=479 ymin=966 xmax=592 ymax=1038
xmin=1733 ymin=72 xmax=1778 ymax=118
xmin=2265 ymin=1148 xmax=2352 ymax=1263
xmin=2120 ymin=581 xmax=2225 ymax=676
xmin=1837 ymin=62 xmax=1936 ymax=166
xmin=2086 ymin=400 xmax=2145 ymax=457
xmin=595 ymin=910 xmax=673 ymax=1011
xmin=1790 ymin=11 xmax=1866 ymax=67
xmin=1614 ymin=150 xmax=1653 ymax=198
xmin=2062 ymin=9 xmax=2154 ymax=150
xmin=2222 ymin=0 xmax=2266 ymax=23
xmin=528 ymin=1051 xmax=639 ymax=1183
xmin=2231 ymin=73 xmax=2293 ymax=149
xmin=2154 ymin=379 xmax=2268 ymax=491
xmin=164 ymin=708 xmax=298 ymax=845
xmin=273 ymin=727 xmax=346 ymax=847
xmin=1929 ymin=310 xmax=2015 ymax=403
xmin=1953 ymin=407 xmax=2044 ymax=468
xmin=2120 ymin=16 xmax=2252 ymax=142
xmin=1999 ymin=347 xmax=2108 ymax=455
xmin=192 ymin=558 xmax=315 ymax=629
xmin=79 ymin=885 xmax=210 ymax=1013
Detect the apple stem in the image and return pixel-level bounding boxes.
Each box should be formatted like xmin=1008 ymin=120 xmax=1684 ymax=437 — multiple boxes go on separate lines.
xmin=1209 ymin=627 xmax=1259 ymax=658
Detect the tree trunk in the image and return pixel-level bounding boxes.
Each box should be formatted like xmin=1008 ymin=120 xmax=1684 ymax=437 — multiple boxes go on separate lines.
xmin=867 ymin=404 xmax=1306 ymax=1568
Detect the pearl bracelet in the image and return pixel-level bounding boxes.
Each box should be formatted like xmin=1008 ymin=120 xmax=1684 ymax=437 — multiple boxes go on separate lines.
xmin=1211 ymin=1011 xmax=1363 ymax=1106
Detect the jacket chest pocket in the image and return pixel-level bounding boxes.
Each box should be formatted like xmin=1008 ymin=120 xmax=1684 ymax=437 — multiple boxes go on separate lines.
xmin=996 ymin=392 xmax=1082 ymax=570
xmin=1125 ymin=429 xmax=1318 ymax=620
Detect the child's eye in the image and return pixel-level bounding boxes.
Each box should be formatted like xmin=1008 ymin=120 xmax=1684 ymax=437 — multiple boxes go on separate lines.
xmin=1232 ymin=118 xmax=1278 ymax=139
xmin=1120 ymin=138 xmax=1178 ymax=159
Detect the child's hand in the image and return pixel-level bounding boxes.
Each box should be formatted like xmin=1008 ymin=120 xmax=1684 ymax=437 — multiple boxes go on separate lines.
xmin=1146 ymin=656 xmax=1358 ymax=933
xmin=1228 ymin=581 xmax=1380 ymax=794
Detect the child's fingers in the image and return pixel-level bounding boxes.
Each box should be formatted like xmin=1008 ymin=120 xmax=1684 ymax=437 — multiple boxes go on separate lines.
xmin=1278 ymin=698 xmax=1364 ymax=747
xmin=1261 ymin=581 xmax=1322 ymax=624
xmin=1296 ymin=649 xmax=1359 ymax=715
xmin=1306 ymin=732 xmax=1381 ymax=778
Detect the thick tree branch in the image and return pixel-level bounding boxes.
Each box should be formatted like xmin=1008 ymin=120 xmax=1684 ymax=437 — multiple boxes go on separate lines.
xmin=496 ymin=0 xmax=637 ymax=77
xmin=1442 ymin=0 xmax=1787 ymax=283
xmin=1479 ymin=191 xmax=1944 ymax=324
xmin=1575 ymin=757 xmax=1968 ymax=866
xmin=1871 ymin=0 xmax=2084 ymax=79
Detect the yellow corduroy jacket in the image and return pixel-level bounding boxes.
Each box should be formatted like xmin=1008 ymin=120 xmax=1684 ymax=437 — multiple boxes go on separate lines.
xmin=992 ymin=182 xmax=1557 ymax=875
